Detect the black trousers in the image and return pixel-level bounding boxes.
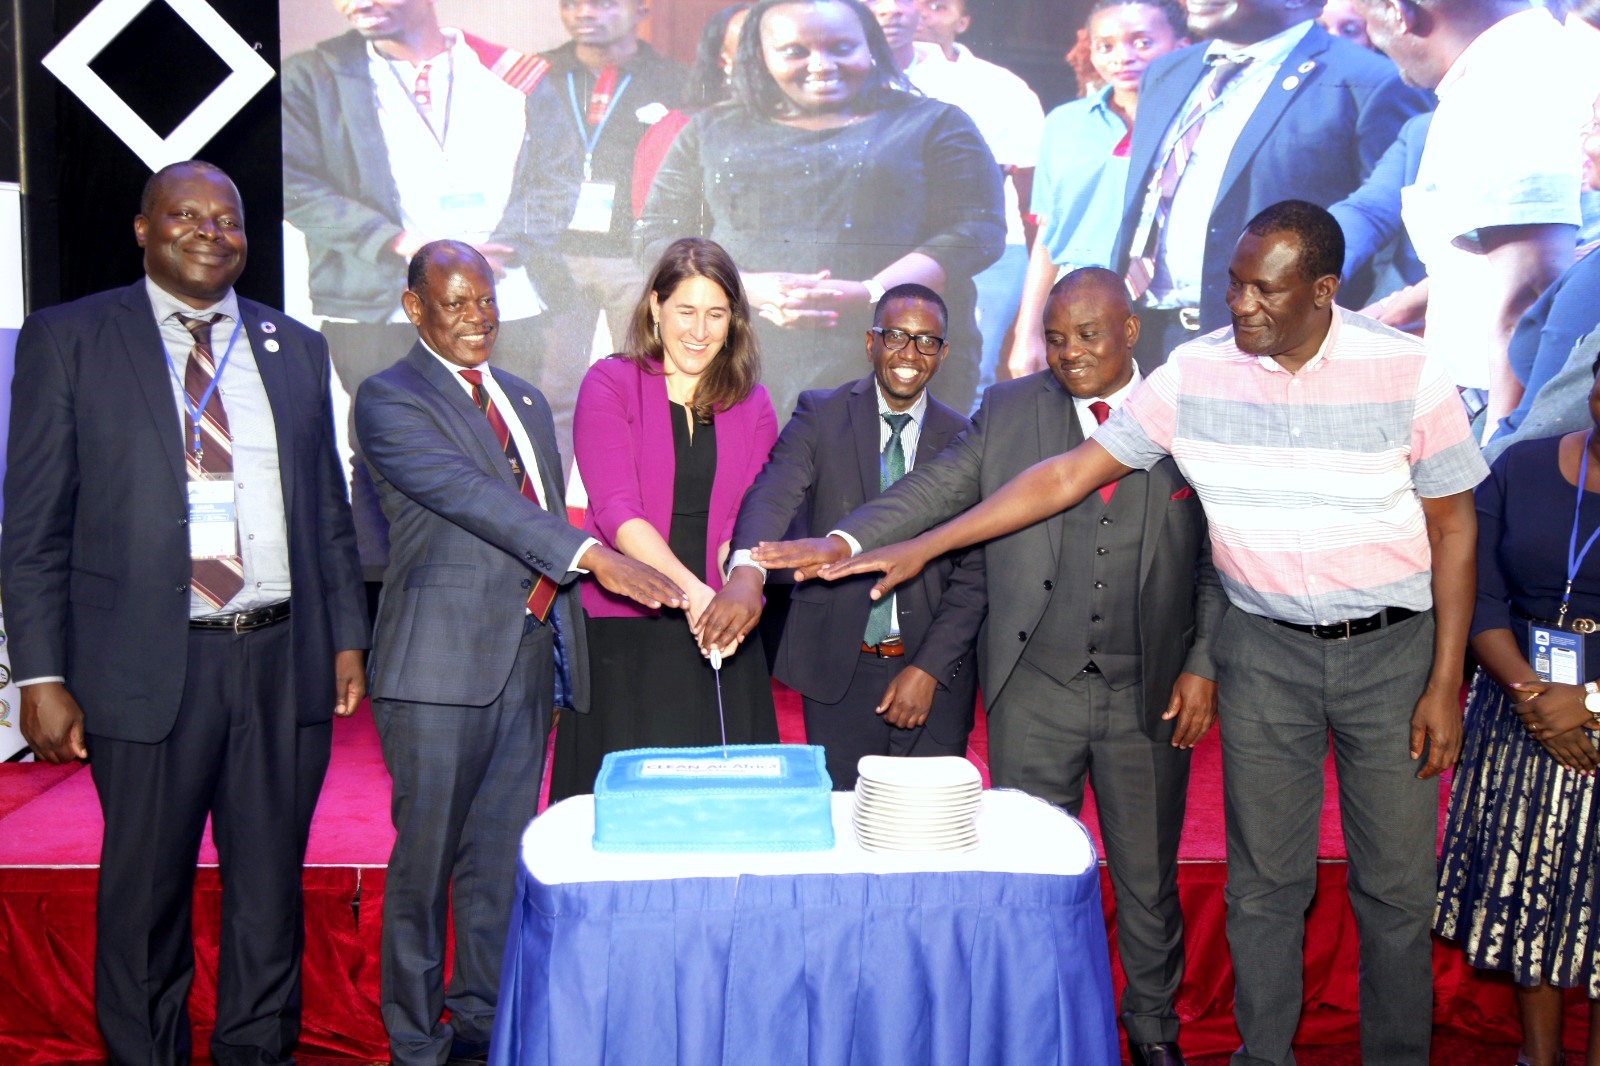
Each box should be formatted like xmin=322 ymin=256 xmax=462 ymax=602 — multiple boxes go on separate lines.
xmin=86 ymin=620 xmax=330 ymax=1066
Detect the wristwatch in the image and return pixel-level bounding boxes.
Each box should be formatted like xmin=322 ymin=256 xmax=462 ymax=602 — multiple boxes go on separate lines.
xmin=1584 ymin=681 xmax=1600 ymax=728
xmin=863 ymin=278 xmax=886 ymax=305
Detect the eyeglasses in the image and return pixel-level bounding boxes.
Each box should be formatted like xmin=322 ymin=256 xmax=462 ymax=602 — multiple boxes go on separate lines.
xmin=871 ymin=327 xmax=945 ymax=355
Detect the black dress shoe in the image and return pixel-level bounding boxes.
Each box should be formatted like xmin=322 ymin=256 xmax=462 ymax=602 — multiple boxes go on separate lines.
xmin=1129 ymin=1041 xmax=1186 ymax=1066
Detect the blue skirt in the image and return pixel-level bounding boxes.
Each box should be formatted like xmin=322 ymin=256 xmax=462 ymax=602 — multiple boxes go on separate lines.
xmin=1434 ymin=671 xmax=1600 ymax=996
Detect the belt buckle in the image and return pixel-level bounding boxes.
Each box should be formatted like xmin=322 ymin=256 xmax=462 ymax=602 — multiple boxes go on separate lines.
xmin=1177 ymin=307 xmax=1201 ymax=332
xmin=232 ymin=612 xmax=247 ymax=636
xmin=1574 ymin=617 xmax=1598 ymax=635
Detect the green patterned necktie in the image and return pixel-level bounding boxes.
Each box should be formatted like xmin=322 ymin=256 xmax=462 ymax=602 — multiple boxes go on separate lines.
xmin=864 ymin=413 xmax=913 ymax=646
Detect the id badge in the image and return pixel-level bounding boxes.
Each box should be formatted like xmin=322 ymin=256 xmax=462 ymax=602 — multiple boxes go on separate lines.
xmin=568 ymin=180 xmax=616 ymax=233
xmin=1530 ymin=624 xmax=1585 ymax=685
xmin=439 ymin=190 xmax=488 ymax=213
xmin=188 ymin=476 xmax=239 ymax=559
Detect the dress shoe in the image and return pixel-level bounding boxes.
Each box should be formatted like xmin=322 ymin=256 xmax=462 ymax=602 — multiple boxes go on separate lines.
xmin=1129 ymin=1041 xmax=1186 ymax=1066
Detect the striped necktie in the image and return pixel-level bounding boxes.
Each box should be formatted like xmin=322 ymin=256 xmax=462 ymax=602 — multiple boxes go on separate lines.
xmin=458 ymin=368 xmax=560 ymax=622
xmin=180 ymin=313 xmax=245 ymax=610
xmin=863 ymin=413 xmax=913 ymax=647
xmin=1124 ymin=55 xmax=1252 ymax=302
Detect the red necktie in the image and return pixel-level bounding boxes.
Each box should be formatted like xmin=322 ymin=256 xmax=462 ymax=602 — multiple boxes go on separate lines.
xmin=459 ymin=368 xmax=559 ymax=621
xmin=413 ymin=63 xmax=433 ymax=115
xmin=587 ymin=65 xmax=619 ymax=125
xmin=1089 ymin=400 xmax=1119 ymax=504
xmin=180 ymin=313 xmax=245 ymax=610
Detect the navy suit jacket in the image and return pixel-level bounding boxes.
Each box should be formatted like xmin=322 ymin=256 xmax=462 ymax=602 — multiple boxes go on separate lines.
xmin=730 ymin=377 xmax=985 ymax=734
xmin=0 ymin=281 xmax=370 ymax=742
xmin=354 ymin=343 xmax=593 ymax=711
xmin=1112 ymin=23 xmax=1430 ymax=327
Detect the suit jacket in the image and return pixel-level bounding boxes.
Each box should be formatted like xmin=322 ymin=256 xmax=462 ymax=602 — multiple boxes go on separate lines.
xmin=1112 ymin=24 xmax=1430 ymax=328
xmin=574 ymin=355 xmax=778 ymax=619
xmin=282 ymin=31 xmax=581 ymax=321
xmin=732 ymin=377 xmax=985 ymax=719
xmin=838 ymin=371 xmax=1227 ymax=735
xmin=354 ymin=343 xmax=593 ymax=710
xmin=0 ymin=281 xmax=370 ymax=742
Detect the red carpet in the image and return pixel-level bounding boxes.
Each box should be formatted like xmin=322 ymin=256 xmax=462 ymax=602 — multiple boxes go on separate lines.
xmin=1 ymin=688 xmax=1592 ymax=1063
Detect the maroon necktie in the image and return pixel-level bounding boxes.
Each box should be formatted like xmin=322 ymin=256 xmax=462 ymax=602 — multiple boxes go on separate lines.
xmin=459 ymin=368 xmax=559 ymax=621
xmin=180 ymin=313 xmax=246 ymax=610
xmin=1089 ymin=400 xmax=1119 ymax=504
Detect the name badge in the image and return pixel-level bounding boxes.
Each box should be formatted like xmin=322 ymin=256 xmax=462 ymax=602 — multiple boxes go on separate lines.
xmin=1530 ymin=624 xmax=1585 ymax=685
xmin=188 ymin=477 xmax=238 ymax=560
xmin=439 ymin=190 xmax=488 ymax=212
xmin=568 ymin=180 xmax=616 ymax=233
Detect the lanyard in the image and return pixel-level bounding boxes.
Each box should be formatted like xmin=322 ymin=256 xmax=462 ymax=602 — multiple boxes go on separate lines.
xmin=566 ymin=71 xmax=633 ymax=180
xmin=1560 ymin=430 xmax=1600 ymax=627
xmin=383 ymin=48 xmax=454 ymax=151
xmin=167 ymin=316 xmax=243 ymax=462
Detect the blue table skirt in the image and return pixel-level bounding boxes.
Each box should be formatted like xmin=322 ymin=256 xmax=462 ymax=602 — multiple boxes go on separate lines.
xmin=489 ymin=864 xmax=1117 ymax=1065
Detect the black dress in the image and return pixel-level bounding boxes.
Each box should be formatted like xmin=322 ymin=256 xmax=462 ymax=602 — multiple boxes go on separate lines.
xmin=549 ymin=403 xmax=777 ymax=800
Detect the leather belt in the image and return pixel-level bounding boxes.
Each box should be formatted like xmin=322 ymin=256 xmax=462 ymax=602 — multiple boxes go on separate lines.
xmin=190 ymin=600 xmax=291 ymax=633
xmin=1269 ymin=606 xmax=1416 ymax=640
xmin=861 ymin=639 xmax=906 ymax=658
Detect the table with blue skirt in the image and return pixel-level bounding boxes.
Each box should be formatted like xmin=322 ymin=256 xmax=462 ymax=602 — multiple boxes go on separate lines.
xmin=488 ymin=790 xmax=1117 ymax=1066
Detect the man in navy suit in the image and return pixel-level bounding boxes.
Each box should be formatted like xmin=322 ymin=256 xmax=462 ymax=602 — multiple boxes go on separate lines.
xmin=1113 ymin=0 xmax=1429 ymax=370
xmin=353 ymin=241 xmax=681 ymax=1065
xmin=704 ymin=285 xmax=985 ymax=789
xmin=1 ymin=161 xmax=370 ymax=1065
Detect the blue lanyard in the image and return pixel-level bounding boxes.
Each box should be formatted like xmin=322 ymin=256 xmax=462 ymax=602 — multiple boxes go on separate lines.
xmin=1561 ymin=430 xmax=1600 ymax=627
xmin=167 ymin=316 xmax=243 ymax=461
xmin=566 ymin=71 xmax=633 ymax=181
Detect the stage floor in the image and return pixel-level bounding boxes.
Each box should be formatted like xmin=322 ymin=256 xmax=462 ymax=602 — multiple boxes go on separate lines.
xmin=0 ymin=688 xmax=1589 ymax=1062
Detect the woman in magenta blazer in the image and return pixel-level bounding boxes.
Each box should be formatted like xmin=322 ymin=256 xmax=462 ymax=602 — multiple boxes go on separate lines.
xmin=550 ymin=237 xmax=779 ymax=800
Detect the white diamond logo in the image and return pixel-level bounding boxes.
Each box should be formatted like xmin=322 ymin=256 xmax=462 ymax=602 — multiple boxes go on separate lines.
xmin=42 ymin=0 xmax=274 ymax=172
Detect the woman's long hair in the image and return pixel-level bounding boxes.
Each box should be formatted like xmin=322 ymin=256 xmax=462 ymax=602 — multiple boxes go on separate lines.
xmin=622 ymin=237 xmax=762 ymax=422
xmin=730 ymin=0 xmax=908 ymax=119
xmin=686 ymin=4 xmax=752 ymax=108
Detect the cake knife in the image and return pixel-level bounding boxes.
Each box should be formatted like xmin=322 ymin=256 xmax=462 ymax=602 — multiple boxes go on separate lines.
xmin=709 ymin=648 xmax=728 ymax=757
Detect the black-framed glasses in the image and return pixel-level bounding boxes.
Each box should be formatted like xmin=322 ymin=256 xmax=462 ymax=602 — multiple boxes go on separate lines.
xmin=871 ymin=327 xmax=945 ymax=356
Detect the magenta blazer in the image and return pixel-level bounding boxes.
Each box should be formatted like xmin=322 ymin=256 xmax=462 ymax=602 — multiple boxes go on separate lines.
xmin=574 ymin=355 xmax=778 ymax=618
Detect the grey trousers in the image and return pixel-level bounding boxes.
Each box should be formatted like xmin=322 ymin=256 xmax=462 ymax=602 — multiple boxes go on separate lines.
xmin=989 ymin=660 xmax=1190 ymax=1045
xmin=1214 ymin=608 xmax=1439 ymax=1066
xmin=372 ymin=621 xmax=554 ymax=1066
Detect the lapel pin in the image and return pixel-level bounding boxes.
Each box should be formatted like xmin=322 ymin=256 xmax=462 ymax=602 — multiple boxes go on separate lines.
xmin=522 ymin=395 xmax=533 ymax=406
xmin=260 ymin=320 xmax=277 ymax=334
xmin=263 ymin=339 xmax=281 ymax=353
xmin=1281 ymin=75 xmax=1300 ymax=91
xmin=1297 ymin=60 xmax=1315 ymax=73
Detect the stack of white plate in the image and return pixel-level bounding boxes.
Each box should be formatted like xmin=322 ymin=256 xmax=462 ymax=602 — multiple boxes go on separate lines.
xmin=852 ymin=755 xmax=982 ymax=853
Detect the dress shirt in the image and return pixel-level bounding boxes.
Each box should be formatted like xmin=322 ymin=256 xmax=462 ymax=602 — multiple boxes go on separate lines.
xmin=369 ymin=29 xmax=542 ymax=322
xmin=1035 ymin=87 xmax=1132 ymax=272
xmin=425 ymin=345 xmax=594 ymax=575
xmin=1155 ymin=20 xmax=1314 ymax=306
xmin=906 ymin=43 xmax=1043 ymax=246
xmin=1403 ymin=7 xmax=1592 ymax=388
xmin=148 ymin=277 xmax=292 ymax=619
xmin=1094 ymin=308 xmax=1488 ymax=624
xmin=1072 ymin=366 xmax=1142 ymax=441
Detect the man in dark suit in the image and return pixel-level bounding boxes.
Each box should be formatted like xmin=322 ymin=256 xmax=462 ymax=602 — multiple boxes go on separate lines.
xmin=750 ymin=269 xmax=1226 ymax=1065
xmin=703 ymin=284 xmax=983 ymax=788
xmin=353 ymin=241 xmax=681 ymax=1065
xmin=1113 ymin=0 xmax=1428 ymax=370
xmin=1 ymin=160 xmax=370 ymax=1065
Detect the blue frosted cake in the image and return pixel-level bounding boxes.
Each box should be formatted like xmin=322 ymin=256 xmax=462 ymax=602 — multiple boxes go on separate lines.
xmin=592 ymin=744 xmax=835 ymax=853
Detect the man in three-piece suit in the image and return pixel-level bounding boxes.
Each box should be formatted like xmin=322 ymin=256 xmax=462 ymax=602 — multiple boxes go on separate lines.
xmin=353 ymin=240 xmax=681 ymax=1065
xmin=1 ymin=161 xmax=370 ymax=1065
xmin=751 ymin=269 xmax=1226 ymax=1066
xmin=704 ymin=285 xmax=983 ymax=789
xmin=1113 ymin=0 xmax=1428 ymax=370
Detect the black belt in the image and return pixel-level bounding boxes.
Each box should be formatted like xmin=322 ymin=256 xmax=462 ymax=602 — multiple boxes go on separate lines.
xmin=1269 ymin=606 xmax=1416 ymax=640
xmin=190 ymin=600 xmax=291 ymax=633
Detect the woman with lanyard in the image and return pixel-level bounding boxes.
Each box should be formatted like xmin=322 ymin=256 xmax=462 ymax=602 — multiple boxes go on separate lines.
xmin=1435 ymin=361 xmax=1600 ymax=1066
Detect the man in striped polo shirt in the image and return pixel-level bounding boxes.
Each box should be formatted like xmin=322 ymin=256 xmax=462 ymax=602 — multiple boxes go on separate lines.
xmin=769 ymin=200 xmax=1487 ymax=1065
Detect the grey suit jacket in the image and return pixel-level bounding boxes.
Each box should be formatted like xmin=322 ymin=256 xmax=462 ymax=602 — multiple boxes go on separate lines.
xmin=731 ymin=377 xmax=985 ymax=732
xmin=354 ymin=343 xmax=592 ymax=710
xmin=838 ymin=371 xmax=1227 ymax=735
xmin=0 ymin=281 xmax=369 ymax=742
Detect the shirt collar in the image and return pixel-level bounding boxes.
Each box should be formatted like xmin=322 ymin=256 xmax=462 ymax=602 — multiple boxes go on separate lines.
xmin=145 ymin=276 xmax=240 ymax=328
xmin=366 ymin=27 xmax=462 ymax=69
xmin=1069 ymin=364 xmax=1143 ymax=415
xmin=1205 ymin=18 xmax=1314 ymax=69
xmin=1250 ymin=305 xmax=1342 ymax=374
xmin=875 ymin=382 xmax=929 ymax=427
xmin=423 ymin=339 xmax=491 ymax=381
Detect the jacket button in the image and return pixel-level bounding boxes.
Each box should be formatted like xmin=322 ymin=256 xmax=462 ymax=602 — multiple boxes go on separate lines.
xmin=1018 ymin=631 xmax=1027 ymax=642
xmin=1100 ymin=515 xmax=1112 ymax=525
xmin=1096 ymin=547 xmax=1108 ymax=555
xmin=1043 ymin=579 xmax=1054 ymax=591
xmin=1092 ymin=614 xmax=1102 ymax=623
xmin=1088 ymin=645 xmax=1098 ymax=654
xmin=521 ymin=578 xmax=532 ymax=589
xmin=1094 ymin=581 xmax=1105 ymax=589
xmin=177 ymin=584 xmax=188 ymax=593
xmin=179 ymin=518 xmax=188 ymax=526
